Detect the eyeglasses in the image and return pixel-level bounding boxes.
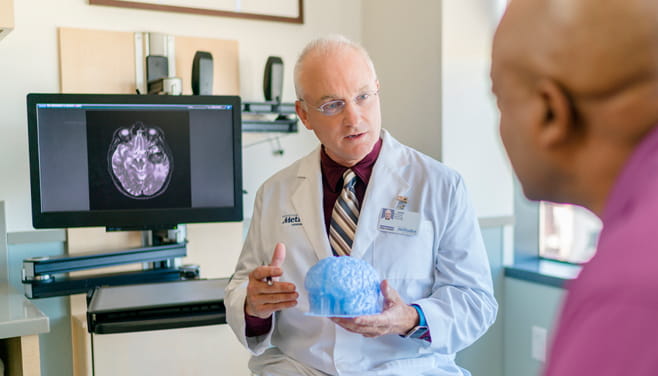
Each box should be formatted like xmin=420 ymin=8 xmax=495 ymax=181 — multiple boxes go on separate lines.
xmin=301 ymin=89 xmax=379 ymax=116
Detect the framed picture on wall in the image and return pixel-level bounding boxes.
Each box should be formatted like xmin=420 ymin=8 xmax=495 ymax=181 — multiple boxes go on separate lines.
xmin=89 ymin=0 xmax=304 ymax=24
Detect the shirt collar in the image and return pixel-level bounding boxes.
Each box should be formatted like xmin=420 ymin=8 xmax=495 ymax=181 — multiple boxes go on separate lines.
xmin=320 ymin=138 xmax=383 ymax=192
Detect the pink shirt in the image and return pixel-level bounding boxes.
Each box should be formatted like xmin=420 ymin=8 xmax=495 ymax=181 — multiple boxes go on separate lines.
xmin=544 ymin=125 xmax=658 ymax=375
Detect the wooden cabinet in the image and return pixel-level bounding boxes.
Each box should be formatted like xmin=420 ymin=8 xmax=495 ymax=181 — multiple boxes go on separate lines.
xmin=0 ymin=336 xmax=41 ymax=376
xmin=0 ymin=283 xmax=48 ymax=376
xmin=0 ymin=0 xmax=14 ymax=41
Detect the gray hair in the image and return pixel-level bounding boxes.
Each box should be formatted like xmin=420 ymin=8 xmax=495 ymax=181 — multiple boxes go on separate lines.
xmin=293 ymin=34 xmax=377 ymax=99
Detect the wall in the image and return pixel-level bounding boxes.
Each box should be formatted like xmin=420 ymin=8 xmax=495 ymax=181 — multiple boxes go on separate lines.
xmin=0 ymin=1 xmax=554 ymax=376
xmin=0 ymin=0 xmax=362 ymax=232
xmin=361 ymin=0 xmax=442 ymax=161
xmin=441 ymin=0 xmax=512 ymax=218
xmin=362 ymin=4 xmax=514 ymax=376
xmin=456 ymin=224 xmax=505 ymax=376
xmin=0 ymin=1 xmax=363 ymax=375
xmin=363 ymin=3 xmax=513 ymax=376
xmin=0 ymin=0 xmax=512 ymax=226
xmin=0 ymin=202 xmax=7 ymax=285
xmin=441 ymin=2 xmax=512 ymax=374
xmin=362 ymin=0 xmax=515 ymax=216
xmin=6 ymin=239 xmax=70 ymax=376
xmin=504 ymin=278 xmax=565 ymax=376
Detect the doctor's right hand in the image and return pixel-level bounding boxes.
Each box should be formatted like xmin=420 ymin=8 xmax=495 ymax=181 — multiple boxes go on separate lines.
xmin=245 ymin=242 xmax=298 ymax=319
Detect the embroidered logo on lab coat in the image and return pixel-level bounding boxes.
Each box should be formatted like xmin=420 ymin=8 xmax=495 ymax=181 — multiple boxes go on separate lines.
xmin=281 ymin=214 xmax=302 ymax=226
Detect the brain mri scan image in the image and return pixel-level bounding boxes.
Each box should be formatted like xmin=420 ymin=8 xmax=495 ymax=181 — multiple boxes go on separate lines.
xmin=108 ymin=121 xmax=173 ymax=199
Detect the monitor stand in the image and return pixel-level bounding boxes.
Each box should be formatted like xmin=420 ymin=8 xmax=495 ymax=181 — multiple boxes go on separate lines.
xmin=22 ymin=225 xmax=196 ymax=299
xmin=141 ymin=225 xmax=187 ymax=247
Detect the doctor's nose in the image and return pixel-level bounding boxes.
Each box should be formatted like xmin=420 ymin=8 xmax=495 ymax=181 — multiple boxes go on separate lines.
xmin=341 ymin=100 xmax=362 ymax=126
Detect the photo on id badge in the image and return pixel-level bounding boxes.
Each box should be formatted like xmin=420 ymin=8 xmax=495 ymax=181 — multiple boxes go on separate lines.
xmin=378 ymin=207 xmax=420 ymax=236
xmin=382 ymin=209 xmax=395 ymax=221
xmin=378 ymin=208 xmax=400 ymax=231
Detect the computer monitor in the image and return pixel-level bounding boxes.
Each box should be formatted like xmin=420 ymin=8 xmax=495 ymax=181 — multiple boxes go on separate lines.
xmin=26 ymin=93 xmax=242 ymax=231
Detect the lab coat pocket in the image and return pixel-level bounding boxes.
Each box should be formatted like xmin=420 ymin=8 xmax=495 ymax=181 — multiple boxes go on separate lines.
xmin=372 ymin=219 xmax=434 ymax=301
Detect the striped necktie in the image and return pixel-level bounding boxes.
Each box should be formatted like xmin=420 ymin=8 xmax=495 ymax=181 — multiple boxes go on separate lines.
xmin=329 ymin=169 xmax=360 ymax=256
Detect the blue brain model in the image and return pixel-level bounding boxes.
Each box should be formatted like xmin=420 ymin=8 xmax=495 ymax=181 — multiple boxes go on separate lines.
xmin=304 ymin=256 xmax=383 ymax=317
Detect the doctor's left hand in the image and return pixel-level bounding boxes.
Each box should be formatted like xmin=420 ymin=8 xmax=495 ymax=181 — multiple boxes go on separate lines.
xmin=330 ymin=280 xmax=418 ymax=338
xmin=245 ymin=243 xmax=299 ymax=319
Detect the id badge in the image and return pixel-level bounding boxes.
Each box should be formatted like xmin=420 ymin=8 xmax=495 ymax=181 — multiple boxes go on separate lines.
xmin=377 ymin=208 xmax=421 ymax=236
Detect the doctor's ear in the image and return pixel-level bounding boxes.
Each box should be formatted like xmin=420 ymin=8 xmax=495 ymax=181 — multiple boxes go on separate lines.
xmin=295 ymin=100 xmax=313 ymax=131
xmin=537 ymin=78 xmax=578 ymax=148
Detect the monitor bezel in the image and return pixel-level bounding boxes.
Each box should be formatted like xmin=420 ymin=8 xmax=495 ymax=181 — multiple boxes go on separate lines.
xmin=26 ymin=93 xmax=243 ymax=230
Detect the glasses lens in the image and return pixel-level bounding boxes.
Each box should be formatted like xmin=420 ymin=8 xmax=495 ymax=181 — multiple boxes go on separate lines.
xmin=355 ymin=92 xmax=373 ymax=105
xmin=319 ymin=100 xmax=345 ymax=115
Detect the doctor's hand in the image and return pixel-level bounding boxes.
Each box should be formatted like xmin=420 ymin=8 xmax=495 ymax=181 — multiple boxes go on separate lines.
xmin=330 ymin=280 xmax=418 ymax=338
xmin=244 ymin=242 xmax=299 ymax=319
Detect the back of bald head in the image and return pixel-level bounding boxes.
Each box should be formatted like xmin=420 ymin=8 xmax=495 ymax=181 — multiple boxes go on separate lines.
xmin=495 ymin=0 xmax=658 ymax=135
xmin=293 ymin=35 xmax=377 ymax=99
xmin=498 ymin=0 xmax=658 ymax=94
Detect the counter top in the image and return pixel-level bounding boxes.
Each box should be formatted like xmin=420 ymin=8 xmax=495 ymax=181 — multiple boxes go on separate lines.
xmin=505 ymin=258 xmax=581 ymax=289
xmin=0 ymin=282 xmax=49 ymax=339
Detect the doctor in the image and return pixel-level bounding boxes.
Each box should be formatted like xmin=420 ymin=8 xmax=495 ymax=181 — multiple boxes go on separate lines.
xmin=225 ymin=35 xmax=497 ymax=376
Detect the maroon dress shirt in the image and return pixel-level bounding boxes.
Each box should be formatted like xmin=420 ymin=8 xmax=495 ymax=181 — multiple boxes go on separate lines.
xmin=245 ymin=140 xmax=383 ymax=337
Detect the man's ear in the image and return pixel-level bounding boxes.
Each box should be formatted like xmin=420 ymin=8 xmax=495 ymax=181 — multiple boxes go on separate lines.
xmin=536 ymin=79 xmax=578 ymax=148
xmin=295 ymin=100 xmax=312 ymax=131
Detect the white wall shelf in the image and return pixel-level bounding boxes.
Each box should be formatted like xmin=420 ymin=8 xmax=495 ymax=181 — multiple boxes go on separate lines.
xmin=242 ymin=101 xmax=298 ymax=133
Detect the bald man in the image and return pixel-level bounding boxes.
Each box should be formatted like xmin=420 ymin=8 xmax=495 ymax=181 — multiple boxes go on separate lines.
xmin=226 ymin=35 xmax=497 ymax=375
xmin=492 ymin=0 xmax=658 ymax=375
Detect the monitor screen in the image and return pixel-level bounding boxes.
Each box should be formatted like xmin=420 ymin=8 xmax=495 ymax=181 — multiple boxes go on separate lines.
xmin=26 ymin=93 xmax=242 ymax=230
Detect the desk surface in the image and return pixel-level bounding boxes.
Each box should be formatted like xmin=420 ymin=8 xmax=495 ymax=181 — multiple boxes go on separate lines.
xmin=87 ymin=278 xmax=229 ymax=334
xmin=0 ymin=282 xmax=49 ymax=339
xmin=87 ymin=278 xmax=229 ymax=313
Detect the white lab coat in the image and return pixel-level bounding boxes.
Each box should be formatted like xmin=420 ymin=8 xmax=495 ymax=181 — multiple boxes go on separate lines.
xmin=225 ymin=130 xmax=497 ymax=376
